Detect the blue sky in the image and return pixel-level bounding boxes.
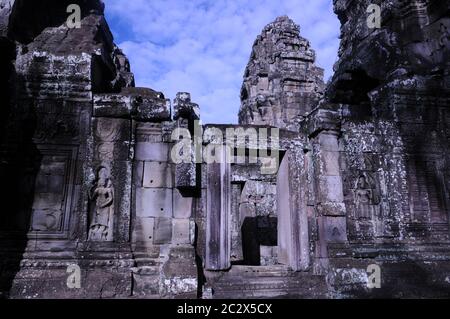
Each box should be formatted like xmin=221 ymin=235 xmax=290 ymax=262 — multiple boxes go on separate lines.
xmin=104 ymin=0 xmax=340 ymax=124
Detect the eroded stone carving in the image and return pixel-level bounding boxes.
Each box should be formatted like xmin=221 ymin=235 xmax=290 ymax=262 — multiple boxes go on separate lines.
xmin=239 ymin=16 xmax=324 ymax=131
xmin=1 ymin=0 xmax=450 ymax=300
xmin=354 ymin=175 xmax=373 ymax=220
xmin=89 ymin=167 xmax=114 ymax=241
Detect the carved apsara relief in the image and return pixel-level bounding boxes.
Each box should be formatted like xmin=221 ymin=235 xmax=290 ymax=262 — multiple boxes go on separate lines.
xmin=355 ymin=175 xmax=374 ymax=220
xmin=88 ymin=167 xmax=114 ymax=241
xmin=352 ymin=154 xmax=387 ymax=238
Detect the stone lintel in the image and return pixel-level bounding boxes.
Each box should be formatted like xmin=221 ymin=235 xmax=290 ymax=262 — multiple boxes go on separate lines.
xmin=93 ymin=87 xmax=171 ymax=121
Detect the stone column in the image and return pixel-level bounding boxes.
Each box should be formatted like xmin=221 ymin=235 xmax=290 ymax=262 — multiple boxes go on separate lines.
xmin=308 ymin=109 xmax=347 ymax=245
xmin=173 ymin=92 xmax=201 ymax=190
xmin=277 ymin=146 xmax=310 ymax=271
xmin=205 ymin=148 xmax=231 ymax=270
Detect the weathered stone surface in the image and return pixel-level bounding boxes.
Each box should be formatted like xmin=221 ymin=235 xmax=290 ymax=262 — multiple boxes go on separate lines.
xmin=94 ymin=88 xmax=170 ymax=121
xmin=328 ymin=0 xmax=449 ymax=105
xmin=160 ymin=246 xmax=198 ymax=298
xmin=133 ymin=160 xmax=144 ymax=187
xmin=143 ymin=161 xmax=173 ymax=188
xmin=135 ymin=142 xmax=170 ymax=162
xmin=172 ymin=219 xmax=194 ymax=245
xmin=173 ymin=189 xmax=193 ymax=219
xmin=136 ymin=188 xmax=173 ymax=218
xmin=0 ymin=0 xmax=14 ymax=37
xmin=153 ymin=217 xmax=172 ymax=245
xmin=173 ymin=92 xmax=200 ymax=121
xmin=132 ymin=217 xmax=155 ymax=242
xmin=205 ymin=150 xmax=231 ymax=271
xmin=313 ymin=0 xmax=450 ymax=298
xmin=2 ymin=0 xmax=450 ymax=300
xmin=175 ymin=163 xmax=197 ymax=189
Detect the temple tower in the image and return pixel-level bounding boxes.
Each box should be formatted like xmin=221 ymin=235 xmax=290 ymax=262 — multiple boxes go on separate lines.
xmin=239 ymin=16 xmax=325 ymax=131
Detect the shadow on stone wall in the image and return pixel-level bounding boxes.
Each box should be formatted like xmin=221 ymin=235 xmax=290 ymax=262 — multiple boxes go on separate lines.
xmin=0 ymin=65 xmax=42 ymax=299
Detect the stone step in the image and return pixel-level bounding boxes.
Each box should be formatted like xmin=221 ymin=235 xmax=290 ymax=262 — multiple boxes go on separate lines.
xmin=134 ymin=257 xmax=159 ymax=267
xmin=132 ymin=250 xmax=162 ymax=268
xmin=211 ymin=266 xmax=327 ymax=299
xmin=227 ymin=265 xmax=296 ymax=277
xmin=133 ymin=251 xmax=159 ymax=259
xmin=133 ymin=265 xmax=160 ymax=276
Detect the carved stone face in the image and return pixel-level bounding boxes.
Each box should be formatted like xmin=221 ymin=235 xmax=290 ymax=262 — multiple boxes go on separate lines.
xmin=357 ymin=176 xmax=367 ymax=189
xmin=98 ymin=167 xmax=108 ymax=187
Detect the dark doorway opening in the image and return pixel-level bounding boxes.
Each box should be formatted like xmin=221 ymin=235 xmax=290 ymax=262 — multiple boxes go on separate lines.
xmin=241 ymin=216 xmax=277 ymax=266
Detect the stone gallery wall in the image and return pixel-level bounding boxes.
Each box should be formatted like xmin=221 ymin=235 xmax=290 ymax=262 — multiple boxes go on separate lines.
xmin=0 ymin=0 xmax=449 ymax=299
xmin=313 ymin=0 xmax=450 ymax=297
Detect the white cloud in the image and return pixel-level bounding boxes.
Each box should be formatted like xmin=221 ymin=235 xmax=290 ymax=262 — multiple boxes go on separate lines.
xmin=104 ymin=0 xmax=340 ymax=124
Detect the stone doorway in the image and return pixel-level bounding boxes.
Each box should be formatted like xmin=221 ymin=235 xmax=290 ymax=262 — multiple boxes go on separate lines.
xmin=235 ymin=180 xmax=278 ymax=266
xmin=240 ymin=216 xmax=278 ymax=266
xmin=206 ymin=149 xmax=309 ymax=272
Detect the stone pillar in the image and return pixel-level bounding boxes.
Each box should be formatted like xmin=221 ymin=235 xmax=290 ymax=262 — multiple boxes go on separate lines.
xmin=277 ymin=147 xmax=310 ymax=271
xmin=309 ymin=109 xmax=347 ymax=244
xmin=205 ymin=148 xmax=231 ymax=270
xmin=173 ymin=92 xmax=200 ymax=191
xmin=277 ymin=155 xmax=293 ymax=265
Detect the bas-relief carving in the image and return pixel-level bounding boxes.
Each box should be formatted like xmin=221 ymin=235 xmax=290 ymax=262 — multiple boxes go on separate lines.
xmin=95 ymin=119 xmax=122 ymax=142
xmin=89 ymin=167 xmax=114 ymax=241
xmin=354 ymin=175 xmax=379 ymax=220
xmin=239 ymin=16 xmax=324 ymax=130
xmin=34 ymin=112 xmax=80 ymax=142
xmin=30 ymin=100 xmax=82 ymax=142
xmin=354 ymin=175 xmax=373 ymax=220
xmin=96 ymin=143 xmax=114 ymax=161
xmin=438 ymin=23 xmax=449 ymax=48
xmin=94 ymin=119 xmax=128 ymax=162
xmin=406 ymin=157 xmax=449 ymax=226
xmin=91 ymin=119 xmax=120 ymax=240
xmin=352 ymin=154 xmax=386 ymax=238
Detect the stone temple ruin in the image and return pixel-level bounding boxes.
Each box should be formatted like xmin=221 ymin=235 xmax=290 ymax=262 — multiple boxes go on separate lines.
xmin=0 ymin=0 xmax=449 ymax=299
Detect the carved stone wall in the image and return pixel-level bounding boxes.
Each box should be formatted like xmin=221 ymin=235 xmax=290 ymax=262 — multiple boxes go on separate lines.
xmin=1 ymin=0 xmax=450 ymax=299
xmin=239 ymin=16 xmax=325 ymax=131
xmin=317 ymin=0 xmax=450 ymax=298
